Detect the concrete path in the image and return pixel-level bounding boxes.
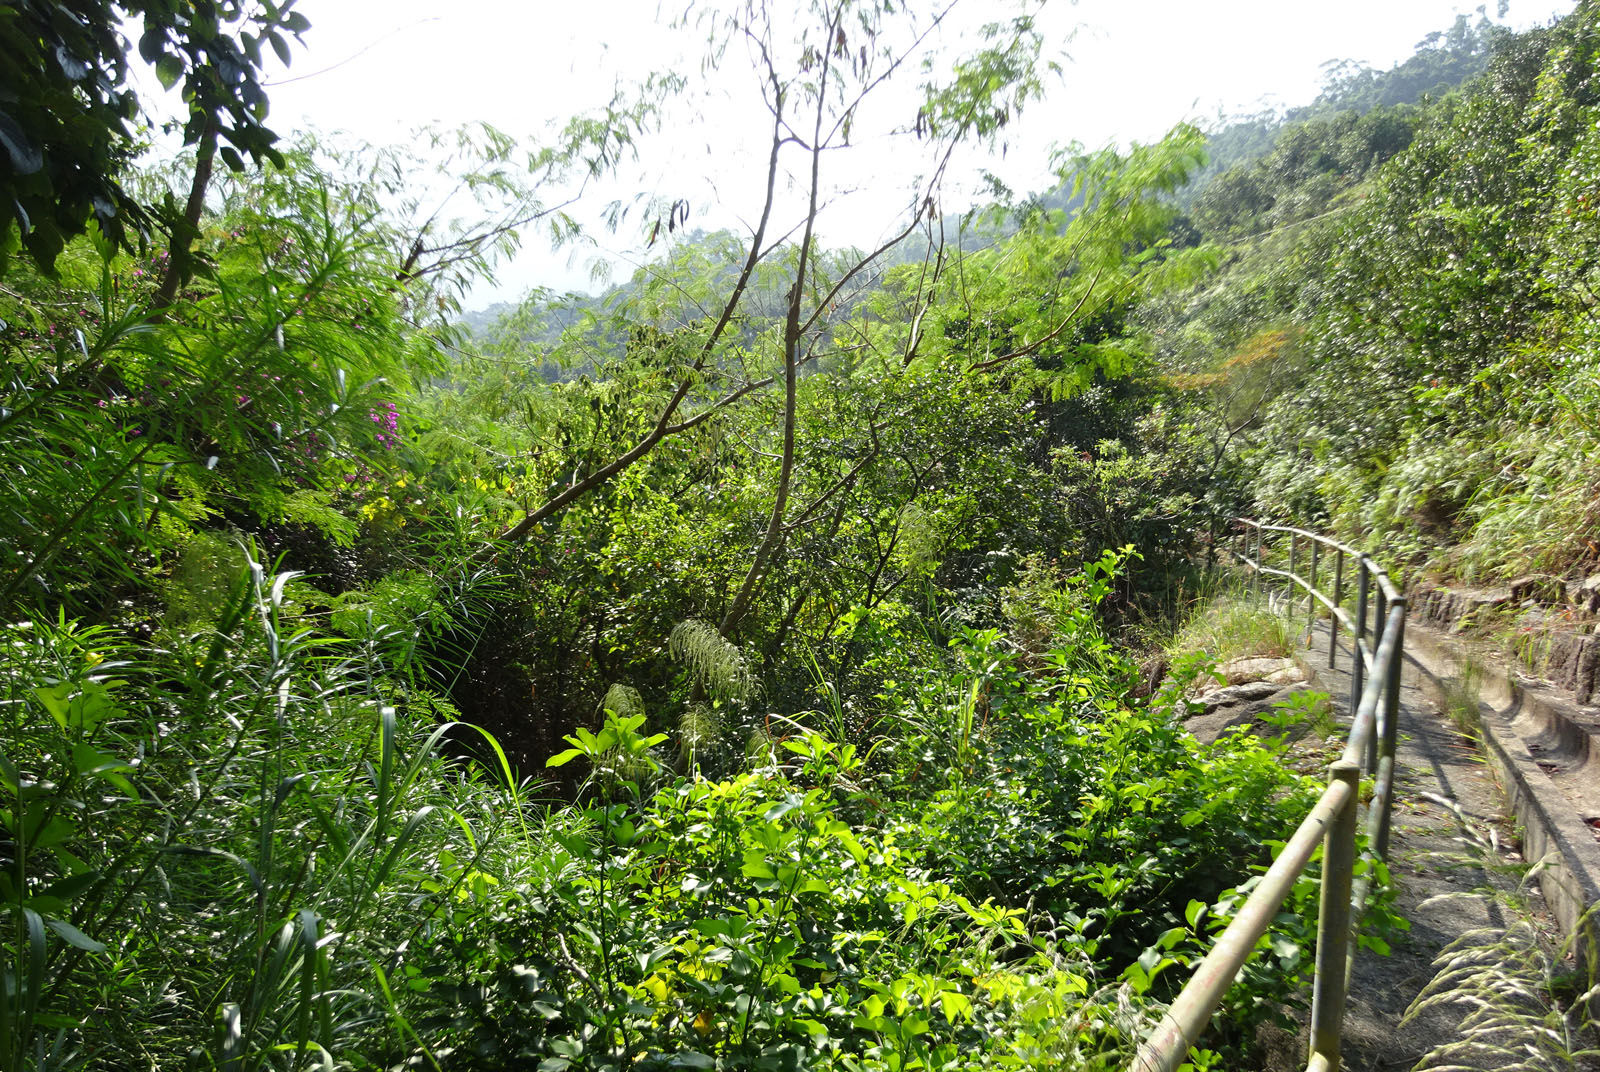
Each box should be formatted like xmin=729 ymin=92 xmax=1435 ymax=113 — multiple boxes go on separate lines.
xmin=1265 ymin=619 xmax=1567 ymax=1071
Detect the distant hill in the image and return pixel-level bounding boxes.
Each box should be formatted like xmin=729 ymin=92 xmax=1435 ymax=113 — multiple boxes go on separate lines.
xmin=457 ymin=12 xmax=1513 ymax=345
xmin=1180 ymin=12 xmax=1511 ymax=204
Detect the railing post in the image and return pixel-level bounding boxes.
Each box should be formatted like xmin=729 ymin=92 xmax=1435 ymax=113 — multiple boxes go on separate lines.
xmin=1309 ymin=760 xmax=1360 ymax=1072
xmin=1308 ymin=540 xmax=1320 ymax=644
xmin=1375 ymin=601 xmax=1407 ymax=858
xmin=1350 ymin=561 xmax=1369 ymax=719
xmin=1363 ymin=579 xmax=1388 ymax=774
xmin=1350 ymin=563 xmax=1376 ymax=713
xmin=1253 ymin=525 xmax=1264 ymax=608
xmin=1329 ymin=550 xmax=1344 ymax=670
xmin=1288 ymin=533 xmax=1299 ymax=614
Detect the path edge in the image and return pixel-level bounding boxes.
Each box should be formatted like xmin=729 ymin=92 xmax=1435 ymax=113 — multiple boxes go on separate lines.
xmin=1358 ymin=619 xmax=1600 ymax=999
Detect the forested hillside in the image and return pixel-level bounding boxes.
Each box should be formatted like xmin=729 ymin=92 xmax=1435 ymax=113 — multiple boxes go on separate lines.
xmin=0 ymin=1 xmax=1592 ymax=1069
xmin=1156 ymin=2 xmax=1600 ymax=584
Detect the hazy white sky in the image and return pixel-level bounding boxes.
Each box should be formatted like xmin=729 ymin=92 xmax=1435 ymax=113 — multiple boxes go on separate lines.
xmin=145 ymin=0 xmax=1575 ymax=303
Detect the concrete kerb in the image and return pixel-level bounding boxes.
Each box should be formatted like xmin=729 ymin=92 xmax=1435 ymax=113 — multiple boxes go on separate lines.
xmin=1401 ymin=620 xmax=1600 ymax=998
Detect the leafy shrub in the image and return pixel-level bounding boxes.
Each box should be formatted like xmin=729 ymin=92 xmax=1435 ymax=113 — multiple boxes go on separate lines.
xmin=317 ymin=553 xmax=1335 ymax=1072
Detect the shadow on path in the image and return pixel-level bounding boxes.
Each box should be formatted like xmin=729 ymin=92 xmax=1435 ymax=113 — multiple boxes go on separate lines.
xmin=1260 ymin=622 xmax=1539 ymax=1072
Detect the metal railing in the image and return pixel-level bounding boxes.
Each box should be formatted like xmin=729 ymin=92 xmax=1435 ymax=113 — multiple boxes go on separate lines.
xmin=1132 ymin=519 xmax=1407 ymax=1072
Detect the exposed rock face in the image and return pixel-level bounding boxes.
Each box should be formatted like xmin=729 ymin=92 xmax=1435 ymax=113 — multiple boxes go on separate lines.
xmin=1412 ymin=585 xmax=1513 ymax=631
xmin=1412 ymin=581 xmax=1599 ymax=708
xmin=1194 ymin=656 xmax=1306 ymax=695
xmin=1200 ymin=679 xmax=1283 ymax=709
xmin=1573 ymin=573 xmax=1600 ymax=616
xmin=1182 ymin=657 xmax=1313 ymax=745
xmin=1509 ymin=574 xmax=1566 ymax=605
xmin=1547 ymin=632 xmax=1599 ymax=706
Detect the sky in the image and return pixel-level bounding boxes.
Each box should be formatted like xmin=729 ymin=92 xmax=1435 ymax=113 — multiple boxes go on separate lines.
xmin=136 ymin=0 xmax=1575 ymax=305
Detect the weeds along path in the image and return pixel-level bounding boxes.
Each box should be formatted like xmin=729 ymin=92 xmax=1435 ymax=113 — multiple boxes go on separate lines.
xmin=1271 ymin=620 xmax=1568 ymax=1072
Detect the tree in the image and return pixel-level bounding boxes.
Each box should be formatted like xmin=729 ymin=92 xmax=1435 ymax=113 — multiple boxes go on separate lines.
xmin=0 ymin=0 xmax=305 ymax=277
xmin=0 ymin=153 xmax=425 ymax=612
xmin=490 ymin=1 xmax=1052 ymax=631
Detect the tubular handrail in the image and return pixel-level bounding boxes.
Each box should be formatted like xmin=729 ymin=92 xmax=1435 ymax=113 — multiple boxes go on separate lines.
xmin=1236 ymin=520 xmax=1404 ymax=603
xmin=1131 ymin=519 xmax=1406 ymax=1072
xmin=1246 ymin=561 xmax=1374 ymax=672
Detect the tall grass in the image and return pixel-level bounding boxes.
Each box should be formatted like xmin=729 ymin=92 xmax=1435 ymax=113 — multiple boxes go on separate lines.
xmin=1438 ymin=656 xmax=1487 ymax=739
xmin=0 ymin=549 xmax=529 ymax=1070
xmin=1168 ymin=591 xmax=1302 ymax=664
xmin=1402 ymin=803 xmax=1600 ymax=1072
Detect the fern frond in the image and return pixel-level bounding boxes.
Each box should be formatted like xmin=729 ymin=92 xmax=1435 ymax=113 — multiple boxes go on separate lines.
xmin=669 ymin=619 xmax=757 ymax=703
xmin=599 ymin=683 xmax=645 ymax=720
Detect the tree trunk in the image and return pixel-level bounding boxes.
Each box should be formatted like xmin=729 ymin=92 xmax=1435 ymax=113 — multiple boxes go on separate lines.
xmin=151 ymin=119 xmax=219 ymax=313
xmin=718 ymin=313 xmax=800 ymax=636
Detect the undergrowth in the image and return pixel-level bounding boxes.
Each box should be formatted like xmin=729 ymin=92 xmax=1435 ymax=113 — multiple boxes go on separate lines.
xmin=0 ymin=549 xmax=1339 ymax=1071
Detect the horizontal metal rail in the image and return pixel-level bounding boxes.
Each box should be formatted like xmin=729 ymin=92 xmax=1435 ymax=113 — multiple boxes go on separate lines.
xmin=1134 ymin=777 xmax=1355 ymax=1070
xmin=1132 ymin=520 xmax=1406 ymax=1072
xmin=1237 ymin=557 xmax=1374 ymax=673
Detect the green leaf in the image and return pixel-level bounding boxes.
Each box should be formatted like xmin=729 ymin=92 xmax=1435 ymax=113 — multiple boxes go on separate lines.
xmin=35 ymin=682 xmax=120 ymax=734
xmin=1155 ymin=925 xmax=1187 ymax=951
xmin=34 ymin=684 xmax=72 ymax=729
xmin=832 ymin=829 xmax=868 ymax=864
xmin=45 ymin=917 xmax=104 ymax=952
xmin=762 ymin=799 xmax=799 ymax=823
xmin=70 ymin=743 xmax=134 ymax=794
xmin=31 ymin=815 xmax=78 ymax=850
xmin=155 ymin=54 xmax=184 ymax=90
xmin=41 ymin=872 xmax=99 ymax=903
xmin=267 ymin=31 xmax=292 ymax=67
xmin=937 ymin=989 xmax=973 ymax=1023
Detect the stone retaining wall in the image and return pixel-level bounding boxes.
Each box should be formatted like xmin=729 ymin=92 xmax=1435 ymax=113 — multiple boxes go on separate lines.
xmin=1411 ymin=577 xmax=1599 ymax=707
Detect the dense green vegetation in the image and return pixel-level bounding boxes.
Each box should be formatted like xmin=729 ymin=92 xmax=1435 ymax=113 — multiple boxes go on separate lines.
xmin=2 ymin=1 xmax=1594 ymax=1069
xmin=1156 ymin=3 xmax=1600 ymax=583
